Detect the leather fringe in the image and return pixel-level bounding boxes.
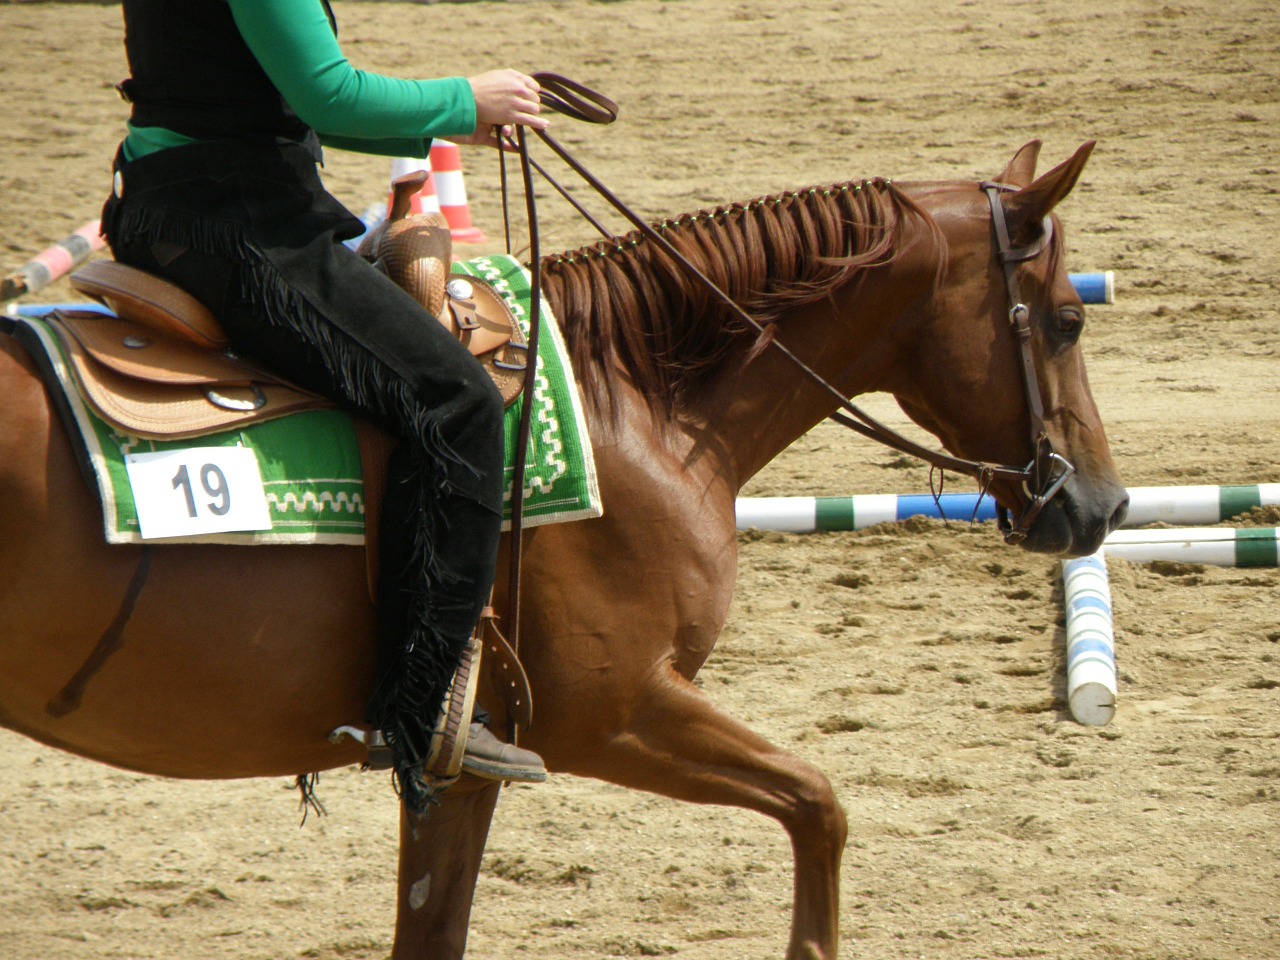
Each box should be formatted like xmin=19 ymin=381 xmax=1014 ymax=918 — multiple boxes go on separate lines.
xmin=105 ymin=204 xmax=480 ymax=815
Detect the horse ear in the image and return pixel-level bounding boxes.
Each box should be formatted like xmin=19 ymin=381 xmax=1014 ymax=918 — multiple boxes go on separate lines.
xmin=996 ymin=140 xmax=1042 ymax=188
xmin=1004 ymin=140 xmax=1096 ymax=232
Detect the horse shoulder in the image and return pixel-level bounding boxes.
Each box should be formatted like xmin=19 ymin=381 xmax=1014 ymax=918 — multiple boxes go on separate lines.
xmin=564 ymin=401 xmax=740 ymax=664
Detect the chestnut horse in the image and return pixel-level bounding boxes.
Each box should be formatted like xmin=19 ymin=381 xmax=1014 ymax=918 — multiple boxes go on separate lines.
xmin=0 ymin=141 xmax=1126 ymax=959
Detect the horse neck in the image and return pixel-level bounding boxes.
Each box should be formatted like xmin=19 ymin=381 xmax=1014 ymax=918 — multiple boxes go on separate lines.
xmin=695 ymin=261 xmax=925 ymax=489
xmin=542 ymin=180 xmax=941 ymax=490
xmin=696 ymin=183 xmax=964 ymax=489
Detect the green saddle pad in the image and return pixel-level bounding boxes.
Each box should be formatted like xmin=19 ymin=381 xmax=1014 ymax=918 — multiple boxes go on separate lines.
xmin=21 ymin=254 xmax=601 ymax=545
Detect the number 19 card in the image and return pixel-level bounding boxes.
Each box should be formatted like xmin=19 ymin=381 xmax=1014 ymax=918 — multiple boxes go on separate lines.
xmin=124 ymin=446 xmax=273 ymax=540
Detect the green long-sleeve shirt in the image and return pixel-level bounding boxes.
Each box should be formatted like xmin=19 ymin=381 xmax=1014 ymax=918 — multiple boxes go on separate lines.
xmin=124 ymin=0 xmax=475 ymax=161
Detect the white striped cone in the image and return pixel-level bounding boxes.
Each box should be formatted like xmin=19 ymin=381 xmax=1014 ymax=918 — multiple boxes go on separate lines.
xmin=429 ymin=140 xmax=486 ymax=243
xmin=388 ymin=157 xmax=440 ymax=216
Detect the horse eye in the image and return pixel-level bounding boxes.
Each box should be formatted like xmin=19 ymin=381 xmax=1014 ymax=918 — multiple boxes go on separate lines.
xmin=1055 ymin=307 xmax=1084 ymax=340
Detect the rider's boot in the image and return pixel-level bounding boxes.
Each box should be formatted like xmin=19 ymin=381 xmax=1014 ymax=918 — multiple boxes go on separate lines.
xmin=462 ymin=709 xmax=546 ymax=782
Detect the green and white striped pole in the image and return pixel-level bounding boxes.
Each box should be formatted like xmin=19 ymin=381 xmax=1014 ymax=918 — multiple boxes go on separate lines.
xmin=1124 ymin=483 xmax=1280 ymax=526
xmin=1102 ymin=527 xmax=1279 ymax=567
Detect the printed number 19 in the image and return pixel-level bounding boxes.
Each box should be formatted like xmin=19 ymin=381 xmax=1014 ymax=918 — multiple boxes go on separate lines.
xmin=172 ymin=463 xmax=232 ymax=517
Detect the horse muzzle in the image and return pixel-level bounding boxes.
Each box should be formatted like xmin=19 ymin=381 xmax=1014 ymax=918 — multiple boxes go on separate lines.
xmin=1003 ymin=467 xmax=1129 ymax=557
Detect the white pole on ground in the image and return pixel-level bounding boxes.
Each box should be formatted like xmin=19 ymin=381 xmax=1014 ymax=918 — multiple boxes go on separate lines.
xmin=1061 ymin=552 xmax=1117 ymax=726
xmin=1102 ymin=526 xmax=1279 ymax=567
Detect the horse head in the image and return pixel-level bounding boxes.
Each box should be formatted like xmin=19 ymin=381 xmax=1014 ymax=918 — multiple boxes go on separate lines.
xmin=881 ymin=141 xmax=1128 ymax=556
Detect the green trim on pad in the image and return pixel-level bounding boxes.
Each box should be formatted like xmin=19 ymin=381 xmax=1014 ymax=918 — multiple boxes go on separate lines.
xmin=451 ymin=256 xmax=601 ymax=531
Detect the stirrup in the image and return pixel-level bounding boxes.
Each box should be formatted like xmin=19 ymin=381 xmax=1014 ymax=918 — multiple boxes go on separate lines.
xmin=422 ymin=633 xmax=484 ymax=785
xmin=328 ymin=634 xmax=482 ymax=783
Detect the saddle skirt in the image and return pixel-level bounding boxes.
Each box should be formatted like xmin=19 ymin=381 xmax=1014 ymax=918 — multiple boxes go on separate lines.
xmin=49 ymin=306 xmax=332 ymax=440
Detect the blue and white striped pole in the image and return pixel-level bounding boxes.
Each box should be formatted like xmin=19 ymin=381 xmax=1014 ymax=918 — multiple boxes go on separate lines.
xmin=1062 ymin=552 xmax=1116 ymax=726
xmin=734 ymin=492 xmax=997 ymax=532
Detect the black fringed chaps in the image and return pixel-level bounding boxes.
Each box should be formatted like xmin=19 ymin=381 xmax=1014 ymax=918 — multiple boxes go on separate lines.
xmin=102 ymin=139 xmax=504 ymax=813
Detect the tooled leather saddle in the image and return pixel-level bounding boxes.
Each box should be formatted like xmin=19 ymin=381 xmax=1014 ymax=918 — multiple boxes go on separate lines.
xmin=58 ymin=170 xmax=527 ymax=445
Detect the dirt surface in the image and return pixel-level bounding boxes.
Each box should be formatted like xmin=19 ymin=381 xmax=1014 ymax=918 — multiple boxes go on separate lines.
xmin=2 ymin=1 xmax=1278 ymax=958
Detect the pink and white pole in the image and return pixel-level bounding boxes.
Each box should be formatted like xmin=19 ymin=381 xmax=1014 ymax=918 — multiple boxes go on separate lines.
xmin=1 ymin=220 xmax=105 ymax=302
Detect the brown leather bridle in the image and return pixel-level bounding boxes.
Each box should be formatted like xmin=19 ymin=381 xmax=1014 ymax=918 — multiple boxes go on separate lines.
xmin=500 ymin=77 xmax=1077 ymax=657
xmin=826 ymin=182 xmax=1075 ymax=546
xmin=824 ymin=181 xmax=1075 ymax=545
xmin=795 ymin=181 xmax=1074 ymax=545
xmin=977 ymin=181 xmax=1076 ymax=543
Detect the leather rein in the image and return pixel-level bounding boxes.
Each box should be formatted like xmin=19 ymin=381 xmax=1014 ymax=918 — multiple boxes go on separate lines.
xmin=499 ymin=77 xmax=1075 ymax=651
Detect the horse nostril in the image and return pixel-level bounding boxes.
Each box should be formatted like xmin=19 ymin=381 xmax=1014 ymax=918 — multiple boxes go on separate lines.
xmin=1108 ymin=494 xmax=1130 ymax=533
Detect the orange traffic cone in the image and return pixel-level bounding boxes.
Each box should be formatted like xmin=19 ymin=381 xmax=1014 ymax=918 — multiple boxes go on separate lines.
xmin=388 ymin=157 xmax=440 ymax=216
xmin=429 ymin=140 xmax=486 ymax=244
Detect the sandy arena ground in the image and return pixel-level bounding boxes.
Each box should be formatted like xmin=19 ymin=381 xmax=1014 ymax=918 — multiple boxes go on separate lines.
xmin=0 ymin=1 xmax=1277 ymax=958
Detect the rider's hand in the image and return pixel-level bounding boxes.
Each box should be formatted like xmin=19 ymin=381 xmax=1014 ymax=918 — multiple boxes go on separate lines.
xmin=458 ymin=70 xmax=547 ymax=149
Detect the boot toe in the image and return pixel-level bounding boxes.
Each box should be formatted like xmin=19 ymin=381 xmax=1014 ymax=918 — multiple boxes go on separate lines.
xmin=461 ymin=722 xmax=547 ymax=783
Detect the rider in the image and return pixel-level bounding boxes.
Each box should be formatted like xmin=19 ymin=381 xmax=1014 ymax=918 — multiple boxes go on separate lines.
xmin=101 ymin=0 xmax=548 ymax=812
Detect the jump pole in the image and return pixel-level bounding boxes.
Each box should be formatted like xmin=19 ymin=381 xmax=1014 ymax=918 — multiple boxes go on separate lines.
xmin=1122 ymin=483 xmax=1280 ymax=526
xmin=0 ymin=220 xmax=106 ymax=302
xmin=1061 ymin=552 xmax=1117 ymax=726
xmin=1102 ymin=527 xmax=1279 ymax=567
xmin=735 ymin=493 xmax=997 ymax=532
xmin=1068 ymin=271 xmax=1114 ymax=305
xmin=734 ymin=484 xmax=1280 ymax=533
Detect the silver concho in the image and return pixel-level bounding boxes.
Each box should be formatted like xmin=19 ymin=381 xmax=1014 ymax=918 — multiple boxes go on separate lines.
xmin=446 ymin=278 xmax=474 ymax=301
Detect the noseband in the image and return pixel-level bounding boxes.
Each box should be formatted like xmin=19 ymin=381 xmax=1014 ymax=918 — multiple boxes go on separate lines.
xmin=510 ymin=76 xmax=1074 ymax=547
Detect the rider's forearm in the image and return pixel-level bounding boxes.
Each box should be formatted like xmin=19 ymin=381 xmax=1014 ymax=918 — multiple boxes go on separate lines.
xmin=228 ymin=0 xmax=476 ymax=146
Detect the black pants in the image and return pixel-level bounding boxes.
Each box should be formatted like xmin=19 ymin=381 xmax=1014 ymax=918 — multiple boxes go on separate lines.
xmin=102 ymin=138 xmax=504 ymax=811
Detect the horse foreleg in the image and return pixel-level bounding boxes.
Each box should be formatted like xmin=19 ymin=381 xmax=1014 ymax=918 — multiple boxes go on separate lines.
xmin=391 ymin=776 xmax=502 ymax=960
xmin=547 ymin=667 xmax=848 ymax=960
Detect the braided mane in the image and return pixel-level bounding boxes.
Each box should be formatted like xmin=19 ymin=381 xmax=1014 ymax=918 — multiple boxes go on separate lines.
xmin=539 ymin=178 xmax=939 ymax=420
